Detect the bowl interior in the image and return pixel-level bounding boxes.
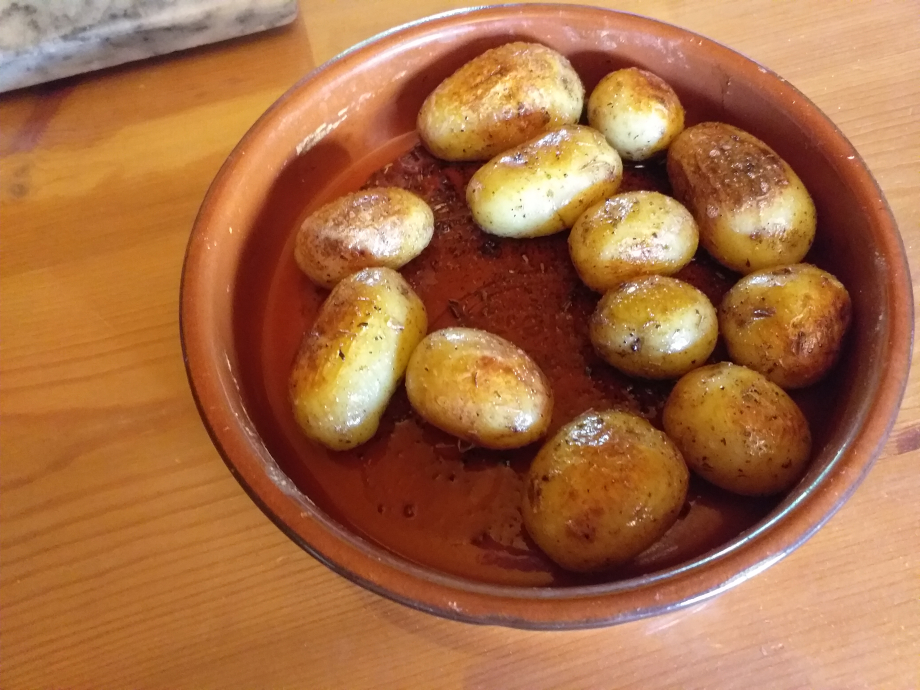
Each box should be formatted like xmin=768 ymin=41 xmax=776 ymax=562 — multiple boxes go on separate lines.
xmin=183 ymin=5 xmax=909 ymax=625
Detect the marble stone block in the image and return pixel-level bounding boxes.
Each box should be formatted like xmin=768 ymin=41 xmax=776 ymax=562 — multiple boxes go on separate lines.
xmin=0 ymin=0 xmax=298 ymax=93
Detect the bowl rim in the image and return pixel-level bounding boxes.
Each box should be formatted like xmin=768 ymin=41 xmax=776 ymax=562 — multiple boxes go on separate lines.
xmin=180 ymin=3 xmax=914 ymax=629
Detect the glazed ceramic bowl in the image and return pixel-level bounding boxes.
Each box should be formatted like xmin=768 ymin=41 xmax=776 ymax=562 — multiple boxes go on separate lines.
xmin=180 ymin=4 xmax=912 ymax=628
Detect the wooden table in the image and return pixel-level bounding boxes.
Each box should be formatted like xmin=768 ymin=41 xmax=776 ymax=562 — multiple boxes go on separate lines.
xmin=2 ymin=1 xmax=918 ymax=687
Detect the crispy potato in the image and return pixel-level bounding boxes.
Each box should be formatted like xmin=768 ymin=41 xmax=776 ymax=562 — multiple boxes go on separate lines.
xmin=569 ymin=191 xmax=699 ymax=292
xmin=294 ymin=187 xmax=434 ymax=289
xmin=522 ymin=410 xmax=689 ymax=572
xmin=667 ymin=122 xmax=816 ymax=274
xmin=662 ymin=362 xmax=812 ymax=496
xmin=405 ymin=327 xmax=552 ymax=449
xmin=289 ymin=267 xmax=427 ymax=451
xmin=590 ymin=275 xmax=718 ymax=379
xmin=467 ymin=125 xmax=623 ymax=238
xmin=587 ymin=67 xmax=685 ymax=161
xmin=720 ymin=263 xmax=852 ymax=388
xmin=417 ymin=42 xmax=584 ymax=162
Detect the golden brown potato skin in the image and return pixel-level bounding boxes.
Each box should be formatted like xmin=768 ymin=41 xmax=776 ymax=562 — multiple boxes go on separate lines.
xmin=667 ymin=122 xmax=816 ymax=274
xmin=662 ymin=362 xmax=812 ymax=496
xmin=569 ymin=191 xmax=699 ymax=292
xmin=467 ymin=125 xmax=623 ymax=238
xmin=590 ymin=275 xmax=718 ymax=379
xmin=405 ymin=327 xmax=553 ymax=449
xmin=294 ymin=187 xmax=434 ymax=289
xmin=720 ymin=263 xmax=852 ymax=389
xmin=587 ymin=67 xmax=685 ymax=161
xmin=417 ymin=42 xmax=584 ymax=162
xmin=289 ymin=268 xmax=427 ymax=451
xmin=522 ymin=410 xmax=689 ymax=572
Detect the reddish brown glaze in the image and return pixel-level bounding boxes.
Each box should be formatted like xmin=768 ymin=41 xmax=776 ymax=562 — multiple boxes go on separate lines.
xmin=248 ymin=141 xmax=851 ymax=586
xmin=181 ymin=5 xmax=912 ymax=628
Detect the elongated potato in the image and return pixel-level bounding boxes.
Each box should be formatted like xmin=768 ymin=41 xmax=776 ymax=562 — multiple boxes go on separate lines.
xmin=590 ymin=275 xmax=718 ymax=379
xmin=662 ymin=362 xmax=812 ymax=496
xmin=294 ymin=188 xmax=434 ymax=289
xmin=587 ymin=67 xmax=685 ymax=161
xmin=720 ymin=263 xmax=852 ymax=388
xmin=569 ymin=191 xmax=699 ymax=291
xmin=467 ymin=125 xmax=623 ymax=238
xmin=522 ymin=410 xmax=689 ymax=572
xmin=417 ymin=42 xmax=584 ymax=162
xmin=405 ymin=327 xmax=552 ymax=449
xmin=289 ymin=267 xmax=427 ymax=451
xmin=667 ymin=122 xmax=816 ymax=273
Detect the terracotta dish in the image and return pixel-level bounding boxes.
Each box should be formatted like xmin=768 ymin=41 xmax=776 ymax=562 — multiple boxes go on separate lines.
xmin=180 ymin=5 xmax=912 ymax=628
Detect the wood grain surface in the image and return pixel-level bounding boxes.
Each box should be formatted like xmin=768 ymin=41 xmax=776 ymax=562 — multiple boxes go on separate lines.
xmin=1 ymin=1 xmax=918 ymax=688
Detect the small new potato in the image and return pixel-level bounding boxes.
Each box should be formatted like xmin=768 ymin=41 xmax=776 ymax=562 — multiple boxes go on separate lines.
xmin=289 ymin=267 xmax=427 ymax=451
xmin=667 ymin=122 xmax=816 ymax=274
xmin=417 ymin=42 xmax=584 ymax=162
xmin=590 ymin=275 xmax=718 ymax=379
xmin=294 ymin=187 xmax=434 ymax=289
xmin=467 ymin=125 xmax=623 ymax=238
xmin=522 ymin=410 xmax=689 ymax=573
xmin=662 ymin=362 xmax=812 ymax=496
xmin=569 ymin=191 xmax=699 ymax=292
xmin=405 ymin=327 xmax=552 ymax=449
xmin=720 ymin=263 xmax=852 ymax=388
xmin=587 ymin=67 xmax=685 ymax=161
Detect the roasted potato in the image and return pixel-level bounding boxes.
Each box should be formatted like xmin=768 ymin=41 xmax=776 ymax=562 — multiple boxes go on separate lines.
xmin=522 ymin=410 xmax=689 ymax=572
xmin=662 ymin=362 xmax=812 ymax=496
xmin=720 ymin=263 xmax=851 ymax=388
xmin=405 ymin=327 xmax=552 ymax=449
xmin=587 ymin=67 xmax=685 ymax=161
xmin=417 ymin=42 xmax=584 ymax=162
xmin=294 ymin=187 xmax=434 ymax=289
xmin=467 ymin=125 xmax=623 ymax=238
xmin=667 ymin=122 xmax=816 ymax=274
xmin=590 ymin=275 xmax=718 ymax=379
xmin=289 ymin=267 xmax=427 ymax=451
xmin=569 ymin=191 xmax=699 ymax=292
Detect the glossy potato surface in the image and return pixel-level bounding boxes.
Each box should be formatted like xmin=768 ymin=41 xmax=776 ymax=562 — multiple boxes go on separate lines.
xmin=720 ymin=263 xmax=852 ymax=388
xmin=522 ymin=410 xmax=689 ymax=572
xmin=590 ymin=275 xmax=718 ymax=379
xmin=467 ymin=125 xmax=623 ymax=238
xmin=405 ymin=328 xmax=553 ymax=449
xmin=662 ymin=363 xmax=812 ymax=496
xmin=569 ymin=191 xmax=699 ymax=292
xmin=289 ymin=268 xmax=427 ymax=451
xmin=667 ymin=122 xmax=816 ymax=274
xmin=294 ymin=187 xmax=434 ymax=289
xmin=418 ymin=42 xmax=584 ymax=161
xmin=587 ymin=67 xmax=685 ymax=161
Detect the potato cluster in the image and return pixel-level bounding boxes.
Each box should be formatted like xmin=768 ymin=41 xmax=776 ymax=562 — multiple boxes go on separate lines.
xmin=287 ymin=42 xmax=852 ymax=574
